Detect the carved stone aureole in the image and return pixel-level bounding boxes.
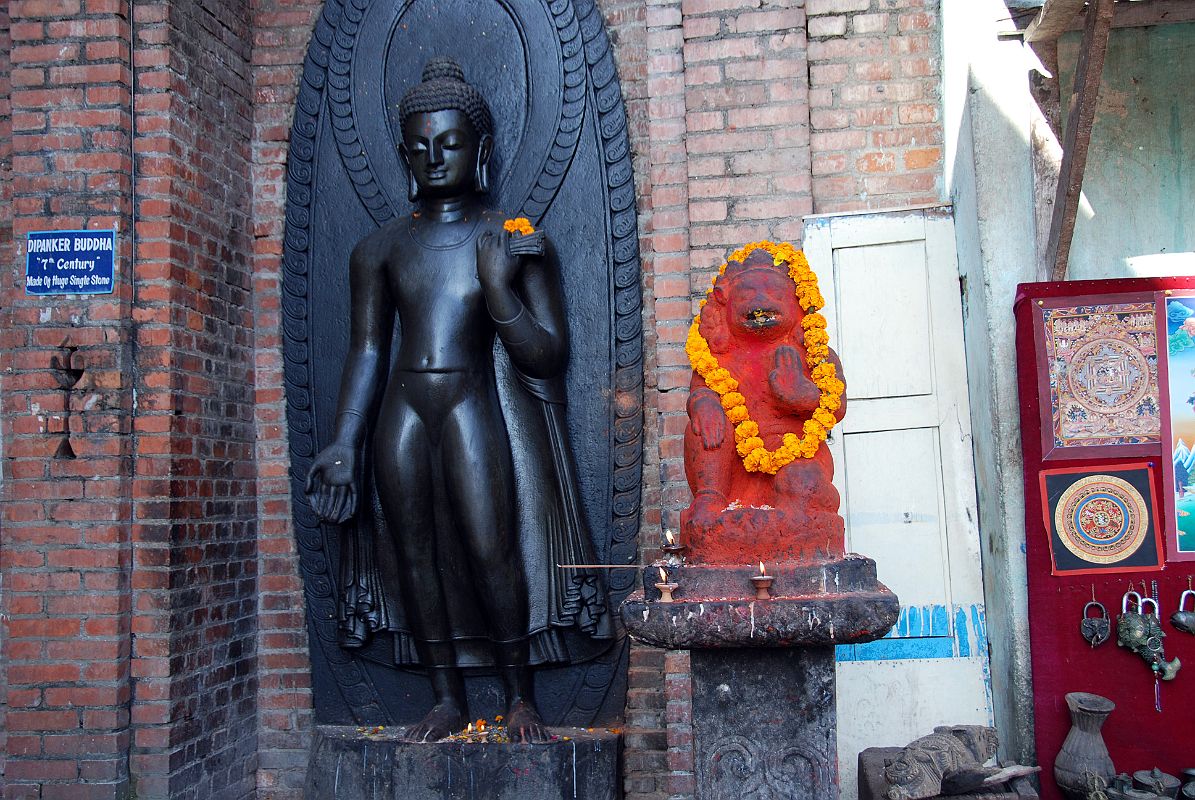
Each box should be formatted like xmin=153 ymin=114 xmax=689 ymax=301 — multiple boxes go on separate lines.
xmin=284 ymin=0 xmax=642 ymax=732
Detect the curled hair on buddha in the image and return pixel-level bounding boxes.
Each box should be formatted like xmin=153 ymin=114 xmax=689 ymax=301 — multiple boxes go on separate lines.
xmin=399 ymin=57 xmax=494 ymax=139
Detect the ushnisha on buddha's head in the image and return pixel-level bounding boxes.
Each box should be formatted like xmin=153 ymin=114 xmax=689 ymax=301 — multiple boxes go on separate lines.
xmin=395 ymin=58 xmax=495 ymax=201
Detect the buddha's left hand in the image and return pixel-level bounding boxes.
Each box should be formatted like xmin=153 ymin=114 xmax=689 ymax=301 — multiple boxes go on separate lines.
xmin=476 ymin=229 xmax=522 ymax=290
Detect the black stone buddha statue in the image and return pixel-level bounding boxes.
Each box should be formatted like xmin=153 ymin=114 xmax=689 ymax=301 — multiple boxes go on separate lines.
xmin=304 ymin=58 xmax=612 ymax=743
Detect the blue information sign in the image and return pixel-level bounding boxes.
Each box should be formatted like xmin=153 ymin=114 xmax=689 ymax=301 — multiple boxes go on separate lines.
xmin=25 ymin=229 xmax=116 ymax=296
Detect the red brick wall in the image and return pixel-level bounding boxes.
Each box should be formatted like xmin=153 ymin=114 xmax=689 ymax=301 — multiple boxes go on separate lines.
xmin=0 ymin=0 xmax=13 ymax=786
xmin=807 ymin=0 xmax=942 ymax=212
xmin=248 ymin=2 xmax=323 ymax=796
xmin=2 ymin=2 xmax=135 ymax=796
xmin=1 ymin=0 xmax=259 ymax=797
xmin=130 ymin=1 xmax=258 ymax=797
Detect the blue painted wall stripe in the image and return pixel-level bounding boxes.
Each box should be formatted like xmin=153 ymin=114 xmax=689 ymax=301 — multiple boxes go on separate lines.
xmin=836 ymin=603 xmax=987 ymax=662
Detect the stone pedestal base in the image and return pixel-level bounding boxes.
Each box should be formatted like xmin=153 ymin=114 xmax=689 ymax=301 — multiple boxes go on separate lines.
xmin=692 ymin=648 xmax=836 ymax=800
xmin=305 ymin=726 xmax=622 ymax=800
xmin=621 ymin=555 xmax=899 ymax=649
xmin=621 ymin=554 xmax=899 ymax=800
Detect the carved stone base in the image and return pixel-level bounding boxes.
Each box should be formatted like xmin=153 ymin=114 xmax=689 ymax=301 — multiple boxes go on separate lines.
xmin=305 ymin=726 xmax=622 ymax=800
xmin=620 ymin=555 xmax=899 ymax=649
xmin=692 ymin=648 xmax=836 ymax=800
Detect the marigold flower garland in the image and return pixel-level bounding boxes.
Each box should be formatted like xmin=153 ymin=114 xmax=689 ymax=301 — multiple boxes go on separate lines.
xmin=685 ymin=241 xmax=845 ymax=475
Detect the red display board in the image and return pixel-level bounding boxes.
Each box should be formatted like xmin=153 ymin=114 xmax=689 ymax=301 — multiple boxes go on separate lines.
xmin=1015 ymin=278 xmax=1195 ymax=799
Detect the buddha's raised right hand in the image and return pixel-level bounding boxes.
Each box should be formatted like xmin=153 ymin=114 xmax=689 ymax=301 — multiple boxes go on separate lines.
xmin=305 ymin=443 xmax=359 ymax=523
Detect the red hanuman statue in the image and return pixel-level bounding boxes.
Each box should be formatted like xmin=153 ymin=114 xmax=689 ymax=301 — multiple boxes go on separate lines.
xmin=681 ymin=242 xmax=848 ymax=566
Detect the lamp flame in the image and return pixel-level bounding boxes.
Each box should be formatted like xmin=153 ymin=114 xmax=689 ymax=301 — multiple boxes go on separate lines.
xmin=759 ymin=562 xmax=766 ymax=575
xmin=665 ymin=530 xmax=675 ymax=545
xmin=658 ymin=567 xmax=668 ymax=583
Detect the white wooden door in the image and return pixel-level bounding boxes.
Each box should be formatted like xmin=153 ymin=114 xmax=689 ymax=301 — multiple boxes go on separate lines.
xmin=802 ymin=207 xmax=993 ymax=798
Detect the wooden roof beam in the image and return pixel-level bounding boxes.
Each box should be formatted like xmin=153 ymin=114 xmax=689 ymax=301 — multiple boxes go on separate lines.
xmin=1025 ymin=0 xmax=1087 ymax=42
xmin=1046 ymin=0 xmax=1114 ymax=281
xmin=1072 ymin=0 xmax=1195 ymax=31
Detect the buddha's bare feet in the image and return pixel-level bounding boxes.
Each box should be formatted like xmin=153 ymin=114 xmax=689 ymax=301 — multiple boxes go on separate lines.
xmin=506 ymin=699 xmax=550 ymax=744
xmin=403 ymin=702 xmax=466 ymax=743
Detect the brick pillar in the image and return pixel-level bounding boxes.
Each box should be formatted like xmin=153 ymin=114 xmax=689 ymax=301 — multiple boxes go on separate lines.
xmin=2 ymin=1 xmax=260 ymax=797
xmin=0 ymin=1 xmax=8 ymax=783
xmin=249 ymin=2 xmax=323 ymax=796
xmin=646 ymin=0 xmax=693 ymax=532
xmin=1 ymin=3 xmax=136 ymax=798
xmin=129 ymin=2 xmax=258 ymax=797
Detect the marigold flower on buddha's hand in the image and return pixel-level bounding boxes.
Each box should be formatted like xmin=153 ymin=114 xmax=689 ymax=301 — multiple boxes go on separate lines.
xmin=503 ymin=217 xmax=535 ymax=235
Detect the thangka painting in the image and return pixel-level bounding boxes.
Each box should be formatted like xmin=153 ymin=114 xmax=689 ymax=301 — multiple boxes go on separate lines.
xmin=1158 ymin=293 xmax=1195 ymax=561
xmin=1036 ymin=299 xmax=1161 ymax=459
xmin=1039 ymin=464 xmax=1163 ymax=576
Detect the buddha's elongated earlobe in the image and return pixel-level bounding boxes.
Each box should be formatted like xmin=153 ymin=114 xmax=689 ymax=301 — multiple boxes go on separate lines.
xmin=399 ymin=143 xmax=420 ymax=201
xmin=474 ymin=134 xmax=494 ymax=194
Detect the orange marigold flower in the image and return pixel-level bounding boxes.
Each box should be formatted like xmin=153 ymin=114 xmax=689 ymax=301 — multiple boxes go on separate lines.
xmin=721 ymin=392 xmax=745 ymax=410
xmin=735 ymin=420 xmax=760 ymax=439
xmin=503 ymin=217 xmax=535 ymax=235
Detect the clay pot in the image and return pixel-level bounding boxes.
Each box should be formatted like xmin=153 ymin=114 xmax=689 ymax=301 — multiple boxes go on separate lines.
xmin=1054 ymin=692 xmax=1117 ymax=800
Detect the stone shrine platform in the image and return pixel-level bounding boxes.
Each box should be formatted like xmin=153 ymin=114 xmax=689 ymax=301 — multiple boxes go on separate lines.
xmin=620 ymin=555 xmax=899 ymax=649
xmin=621 ymin=555 xmax=898 ymax=800
xmin=305 ymin=725 xmax=621 ymax=800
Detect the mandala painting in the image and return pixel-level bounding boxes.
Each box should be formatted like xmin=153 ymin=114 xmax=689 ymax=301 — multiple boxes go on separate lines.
xmin=1040 ymin=302 xmax=1160 ymax=456
xmin=1040 ymin=464 xmax=1163 ymax=575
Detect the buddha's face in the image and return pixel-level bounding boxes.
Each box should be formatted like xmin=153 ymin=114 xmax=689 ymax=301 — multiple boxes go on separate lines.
xmin=399 ymin=109 xmax=491 ymax=199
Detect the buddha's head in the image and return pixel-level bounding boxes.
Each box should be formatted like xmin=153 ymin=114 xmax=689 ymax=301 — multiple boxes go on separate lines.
xmin=396 ymin=58 xmax=494 ymax=202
